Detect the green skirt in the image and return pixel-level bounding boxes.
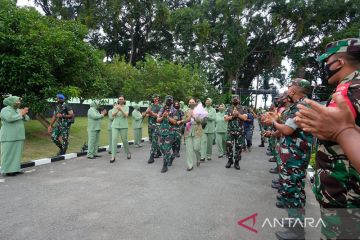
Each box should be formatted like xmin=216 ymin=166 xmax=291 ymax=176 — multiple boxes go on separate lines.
xmin=1 ymin=140 xmax=24 ymax=174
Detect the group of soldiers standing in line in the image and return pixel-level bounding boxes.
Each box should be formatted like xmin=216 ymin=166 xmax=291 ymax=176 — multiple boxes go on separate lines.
xmin=257 ymin=38 xmax=360 ymax=240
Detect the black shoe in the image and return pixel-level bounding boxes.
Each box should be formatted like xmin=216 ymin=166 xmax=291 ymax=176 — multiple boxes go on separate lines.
xmin=266 ymin=151 xmax=273 ymax=156
xmin=275 ymin=226 xmax=305 ymax=240
xmin=200 ymin=158 xmax=205 ymax=162
xmin=168 ymin=156 xmax=175 ymax=166
xmin=187 ymin=166 xmax=193 ymax=171
xmin=110 ymin=159 xmax=115 ymax=163
xmin=94 ymin=155 xmax=101 ymax=157
xmin=161 ymin=163 xmax=168 ymax=173
xmin=127 ymin=153 xmax=131 ymax=159
xmin=87 ymin=156 xmax=96 ymax=159
xmin=207 ymin=157 xmax=212 ymax=161
xmin=57 ymin=148 xmax=64 ymax=155
xmin=268 ymin=157 xmax=276 ymax=162
xmin=225 ymin=159 xmax=233 ymax=168
xmin=272 ymin=179 xmax=280 ymax=184
xmin=258 ymin=143 xmax=265 ymax=147
xmin=272 ymin=182 xmax=281 ymax=189
xmin=218 ymin=155 xmax=223 ymax=158
xmin=269 ymin=167 xmax=279 ymax=174
xmin=108 ymin=151 xmax=112 ymax=154
xmin=234 ymin=161 xmax=240 ymax=170
xmin=5 ymin=173 xmax=17 ymax=177
xmin=148 ymin=155 xmax=155 ymax=164
xmin=276 ymin=195 xmax=282 ymax=201
xmin=276 ymin=201 xmax=285 ymax=208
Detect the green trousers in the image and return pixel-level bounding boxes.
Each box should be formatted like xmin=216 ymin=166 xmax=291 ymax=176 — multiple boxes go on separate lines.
xmin=108 ymin=129 xmax=112 ymax=152
xmin=0 ymin=140 xmax=24 ymax=174
xmin=133 ymin=128 xmax=142 ymax=146
xmin=185 ymin=136 xmax=201 ymax=168
xmin=112 ymin=128 xmax=129 ymax=159
xmin=200 ymin=132 xmax=215 ymax=159
xmin=87 ymin=130 xmax=100 ymax=157
xmin=215 ymin=132 xmax=226 ymax=156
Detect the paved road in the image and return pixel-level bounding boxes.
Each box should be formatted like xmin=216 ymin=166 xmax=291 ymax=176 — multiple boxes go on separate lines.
xmin=0 ymin=121 xmax=321 ymax=240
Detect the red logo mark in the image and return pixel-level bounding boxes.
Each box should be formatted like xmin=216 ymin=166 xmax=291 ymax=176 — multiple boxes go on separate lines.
xmin=237 ymin=213 xmax=258 ymax=233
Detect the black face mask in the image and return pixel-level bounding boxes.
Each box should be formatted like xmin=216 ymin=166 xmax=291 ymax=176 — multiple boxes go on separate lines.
xmin=324 ymin=59 xmax=342 ymax=80
xmin=166 ymin=100 xmax=172 ymax=107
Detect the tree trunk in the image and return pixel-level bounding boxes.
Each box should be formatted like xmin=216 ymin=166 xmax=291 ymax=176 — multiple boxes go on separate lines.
xmin=35 ymin=113 xmax=50 ymax=128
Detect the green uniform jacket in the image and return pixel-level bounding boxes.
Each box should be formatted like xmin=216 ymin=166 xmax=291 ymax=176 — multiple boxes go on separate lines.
xmin=215 ymin=112 xmax=227 ymax=133
xmin=108 ymin=108 xmax=114 ymax=130
xmin=203 ymin=106 xmax=216 ymax=133
xmin=132 ymin=109 xmax=143 ymax=129
xmin=0 ymin=106 xmax=29 ymax=142
xmin=112 ymin=105 xmax=129 ymax=129
xmin=87 ymin=107 xmax=103 ymax=131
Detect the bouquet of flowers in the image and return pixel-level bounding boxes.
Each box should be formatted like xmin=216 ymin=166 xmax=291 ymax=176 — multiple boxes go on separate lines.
xmin=193 ymin=102 xmax=208 ymax=120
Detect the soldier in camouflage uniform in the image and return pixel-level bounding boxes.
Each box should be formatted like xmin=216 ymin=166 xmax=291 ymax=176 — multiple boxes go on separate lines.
xmin=146 ymin=94 xmax=162 ymax=164
xmin=48 ymin=94 xmax=74 ymax=155
xmin=264 ymin=78 xmax=313 ymax=240
xmin=257 ymin=108 xmax=266 ymax=147
xmin=172 ymin=101 xmax=184 ymax=158
xmin=311 ymin=38 xmax=360 ymax=239
xmin=224 ymin=95 xmax=248 ymax=170
xmin=157 ymin=95 xmax=177 ymax=173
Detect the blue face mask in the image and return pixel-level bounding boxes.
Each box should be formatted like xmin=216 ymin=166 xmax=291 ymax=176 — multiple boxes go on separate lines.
xmin=324 ymin=59 xmax=342 ymax=80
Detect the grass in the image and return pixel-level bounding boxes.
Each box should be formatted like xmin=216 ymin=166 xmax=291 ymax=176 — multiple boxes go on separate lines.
xmin=1 ymin=117 xmax=148 ymax=163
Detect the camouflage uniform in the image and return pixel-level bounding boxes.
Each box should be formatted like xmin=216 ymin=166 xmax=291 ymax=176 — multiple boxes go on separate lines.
xmin=225 ymin=101 xmax=246 ymax=168
xmin=172 ymin=108 xmax=184 ymax=156
xmin=314 ymin=38 xmax=360 ymax=239
xmin=277 ymin=86 xmax=313 ymax=220
xmin=148 ymin=102 xmax=162 ymax=159
xmin=51 ymin=103 xmax=73 ymax=153
xmin=158 ymin=98 xmax=177 ymax=170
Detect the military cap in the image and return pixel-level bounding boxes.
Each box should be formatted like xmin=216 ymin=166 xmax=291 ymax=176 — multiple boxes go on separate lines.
xmin=288 ymin=78 xmax=312 ymax=94
xmin=318 ymin=38 xmax=360 ymax=62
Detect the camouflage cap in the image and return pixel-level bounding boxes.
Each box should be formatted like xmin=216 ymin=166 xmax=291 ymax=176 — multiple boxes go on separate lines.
xmin=152 ymin=94 xmax=160 ymax=99
xmin=231 ymin=94 xmax=239 ymax=100
xmin=288 ymin=78 xmax=311 ymax=89
xmin=318 ymin=38 xmax=360 ymax=62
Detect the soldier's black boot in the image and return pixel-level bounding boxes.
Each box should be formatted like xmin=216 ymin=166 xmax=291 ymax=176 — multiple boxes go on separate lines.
xmin=161 ymin=161 xmax=168 ymax=173
xmin=258 ymin=140 xmax=265 ymax=147
xmin=57 ymin=148 xmax=63 ymax=156
xmin=234 ymin=160 xmax=240 ymax=170
xmin=225 ymin=158 xmax=233 ymax=168
xmin=275 ymin=224 xmax=305 ymax=240
xmin=148 ymin=154 xmax=155 ymax=164
xmin=168 ymin=155 xmax=175 ymax=166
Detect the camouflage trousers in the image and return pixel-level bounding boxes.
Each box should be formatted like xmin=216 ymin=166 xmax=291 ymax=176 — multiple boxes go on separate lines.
xmin=269 ymin=136 xmax=276 ymax=153
xmin=149 ymin=127 xmax=161 ymax=157
xmin=226 ymin=133 xmax=244 ymax=162
xmin=278 ymin=161 xmax=307 ymax=220
xmin=320 ymin=207 xmax=360 ymax=239
xmin=172 ymin=129 xmax=181 ymax=154
xmin=158 ymin=134 xmax=175 ymax=165
xmin=51 ymin=124 xmax=70 ymax=151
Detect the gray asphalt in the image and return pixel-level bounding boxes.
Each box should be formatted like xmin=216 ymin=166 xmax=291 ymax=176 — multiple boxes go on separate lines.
xmin=0 ymin=121 xmax=321 ymax=240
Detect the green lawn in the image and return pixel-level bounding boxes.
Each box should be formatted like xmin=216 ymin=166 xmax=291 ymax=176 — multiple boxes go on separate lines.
xmin=1 ymin=117 xmax=148 ymax=162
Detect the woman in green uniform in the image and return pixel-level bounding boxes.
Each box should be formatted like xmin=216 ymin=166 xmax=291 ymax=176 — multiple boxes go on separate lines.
xmin=184 ymin=98 xmax=203 ymax=171
xmin=132 ymin=103 xmax=144 ymax=148
xmin=111 ymin=95 xmax=130 ymax=162
xmin=215 ymin=103 xmax=227 ymax=158
xmin=87 ymin=101 xmax=107 ymax=159
xmin=0 ymin=96 xmax=29 ymax=176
